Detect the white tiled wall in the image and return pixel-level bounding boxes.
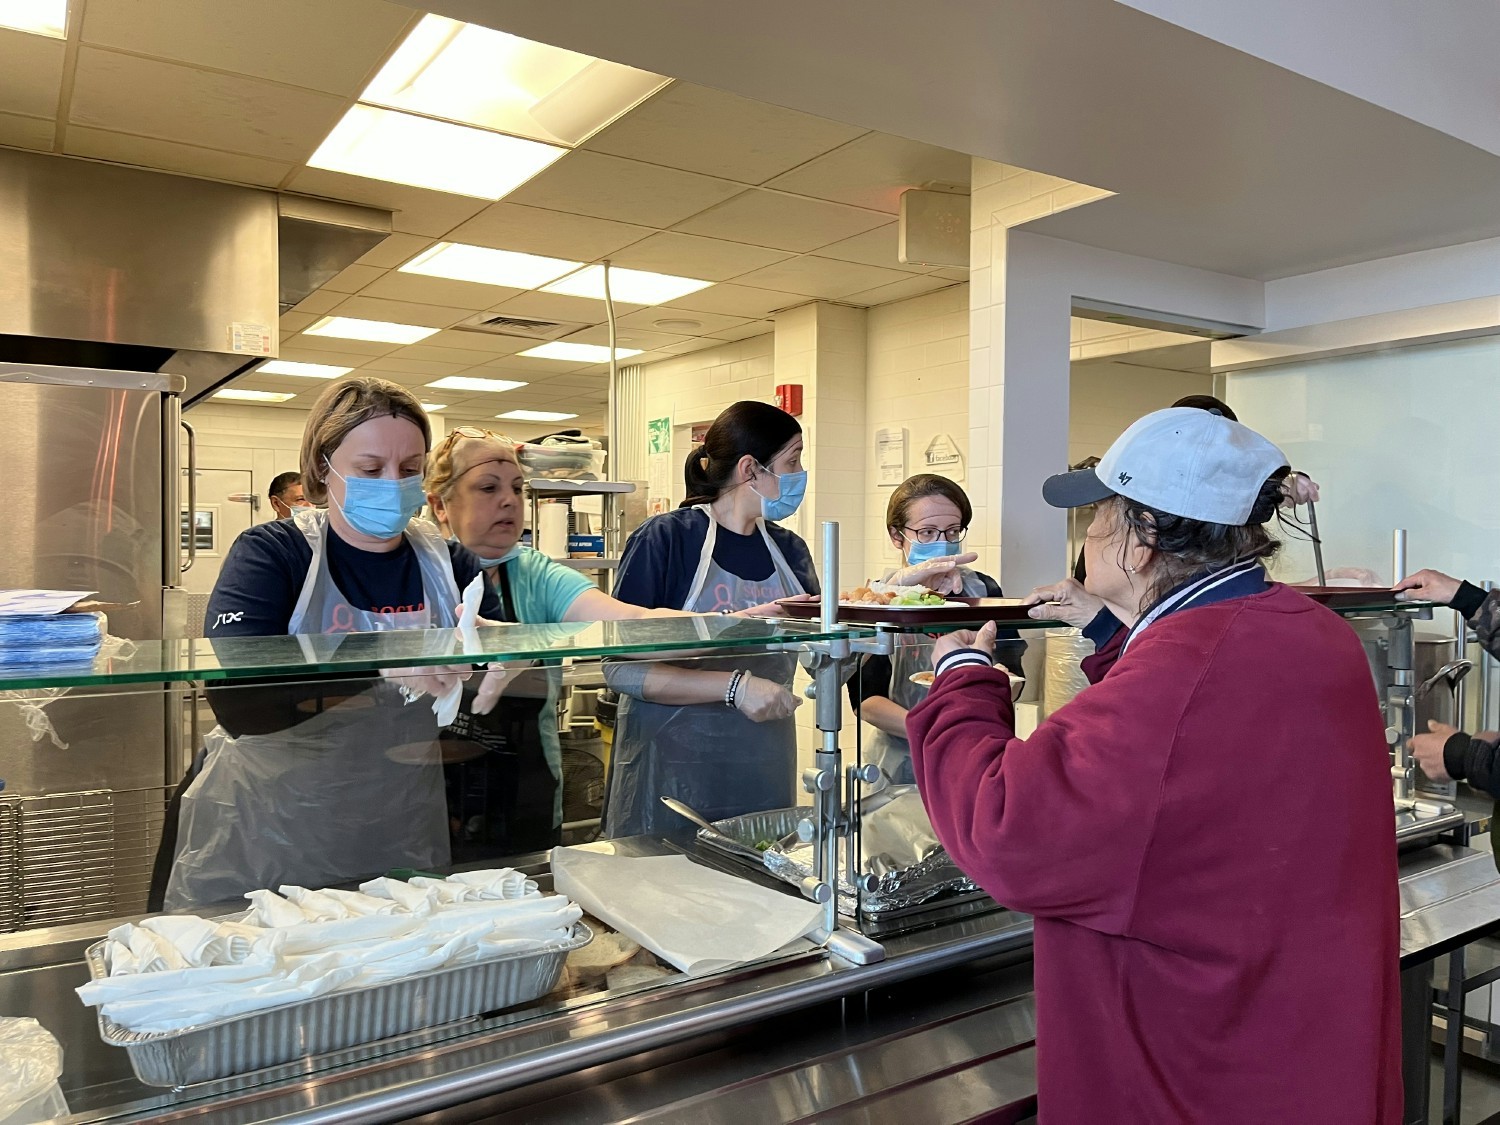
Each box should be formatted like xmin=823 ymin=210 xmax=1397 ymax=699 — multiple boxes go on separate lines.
xmin=1069 ymin=361 xmax=1213 ymax=465
xmin=638 ymin=334 xmax=776 ymax=468
xmin=182 ymin=403 xmax=308 ymax=511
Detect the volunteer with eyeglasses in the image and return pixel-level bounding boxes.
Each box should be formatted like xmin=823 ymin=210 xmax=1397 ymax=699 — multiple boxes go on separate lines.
xmin=166 ymin=377 xmax=502 ymax=909
xmin=603 ymin=400 xmax=819 ymax=839
xmin=423 ymin=426 xmax=748 ymax=857
xmin=849 ymin=474 xmax=1025 ymax=788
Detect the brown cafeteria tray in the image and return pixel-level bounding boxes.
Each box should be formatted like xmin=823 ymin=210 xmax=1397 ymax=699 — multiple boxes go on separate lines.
xmin=1291 ymin=586 xmax=1418 ymax=609
xmin=775 ymin=597 xmax=1056 ymax=627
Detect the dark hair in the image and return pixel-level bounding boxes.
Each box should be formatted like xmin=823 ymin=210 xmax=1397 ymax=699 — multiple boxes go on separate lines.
xmin=1171 ymin=394 xmax=1237 ymax=422
xmin=886 ymin=474 xmax=972 ymax=534
xmin=681 ymin=400 xmax=801 ymax=507
xmin=268 ymin=471 xmax=301 ymax=501
xmin=1113 ymin=466 xmax=1289 ymax=604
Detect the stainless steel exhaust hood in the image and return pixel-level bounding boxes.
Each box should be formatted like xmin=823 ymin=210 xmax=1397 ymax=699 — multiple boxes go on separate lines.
xmin=0 ymin=148 xmax=390 ymax=403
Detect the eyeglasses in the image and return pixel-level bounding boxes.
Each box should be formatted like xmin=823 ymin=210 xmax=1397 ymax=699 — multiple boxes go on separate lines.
xmin=436 ymin=425 xmax=509 ymax=456
xmin=902 ymin=526 xmax=968 ymax=545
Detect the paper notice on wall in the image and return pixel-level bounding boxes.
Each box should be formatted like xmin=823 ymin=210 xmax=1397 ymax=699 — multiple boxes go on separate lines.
xmin=228 ymin=322 xmax=273 ymax=355
xmin=648 ymin=452 xmax=672 ymax=500
xmin=876 ymin=427 xmax=907 ymax=487
xmin=925 ymin=433 xmax=966 ymax=483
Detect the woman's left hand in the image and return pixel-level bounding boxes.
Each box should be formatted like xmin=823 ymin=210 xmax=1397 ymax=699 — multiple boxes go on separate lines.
xmin=932 ymin=621 xmax=996 ymax=667
xmin=889 ymin=552 xmax=980 ymax=595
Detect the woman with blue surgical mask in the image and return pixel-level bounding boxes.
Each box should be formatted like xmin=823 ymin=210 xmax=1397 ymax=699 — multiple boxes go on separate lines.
xmin=603 ymin=400 xmax=820 ymax=839
xmin=847 ymin=475 xmax=1025 ymax=790
xmin=164 ymin=378 xmax=504 ymax=910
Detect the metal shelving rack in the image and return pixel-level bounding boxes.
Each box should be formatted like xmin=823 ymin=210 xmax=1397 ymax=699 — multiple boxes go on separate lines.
xmin=525 ymin=479 xmax=636 ymax=593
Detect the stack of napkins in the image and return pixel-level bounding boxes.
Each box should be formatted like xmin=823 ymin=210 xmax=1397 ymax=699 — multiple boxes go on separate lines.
xmin=76 ymin=869 xmax=578 ymax=1034
xmin=0 ymin=591 xmax=104 ymax=668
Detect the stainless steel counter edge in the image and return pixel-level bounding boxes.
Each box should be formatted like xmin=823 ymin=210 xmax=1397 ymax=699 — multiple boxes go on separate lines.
xmin=83 ymin=916 xmax=1036 ymax=1125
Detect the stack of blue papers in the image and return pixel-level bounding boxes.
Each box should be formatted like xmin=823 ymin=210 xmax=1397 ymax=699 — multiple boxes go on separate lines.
xmin=0 ymin=591 xmax=105 ymax=668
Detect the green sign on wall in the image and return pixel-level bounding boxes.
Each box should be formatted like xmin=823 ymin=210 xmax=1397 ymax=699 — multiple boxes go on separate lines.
xmin=647 ymin=416 xmax=671 ymax=456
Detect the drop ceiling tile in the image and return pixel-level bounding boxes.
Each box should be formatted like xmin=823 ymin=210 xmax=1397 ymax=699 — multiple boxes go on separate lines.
xmin=583 ymin=82 xmax=866 ymax=185
xmin=279 ymin=311 xmax=317 ymax=334
xmin=421 ymin=329 xmax=533 ymax=355
xmin=283 ymin=172 xmax=489 ymax=238
xmin=0 ymin=30 xmax=64 ymax=119
xmin=840 ymin=274 xmax=961 ymax=307
xmin=292 ymin=290 xmax=344 ymax=316
xmin=733 ymin=256 xmax=912 ymax=300
xmin=356 ymin=233 xmax=432 ymax=269
xmin=613 ymin=307 xmax=751 ymax=336
xmin=331 ymin=295 xmax=473 ymax=328
xmin=286 ymin=332 xmax=400 ymax=358
xmin=504 ymin=151 xmax=741 ymax=229
xmin=765 ymin=133 xmax=971 ymax=214
xmin=277 ymin=345 xmax=376 ymax=368
xmin=446 ymin=202 xmax=651 ymax=261
xmin=562 ymin=325 xmax=694 ymax=351
xmin=81 ymin=0 xmax=415 ymax=97
xmin=63 ymin=127 xmax=293 ymax=186
xmin=322 ymin=263 xmax=387 ymax=294
xmin=674 ymin=189 xmax=888 ymax=253
xmin=360 ymin=356 xmax=471 ymax=378
xmin=658 ymin=283 xmax=798 ymax=320
xmin=360 ymin=271 xmax=520 ymax=310
xmin=474 ymin=354 xmax=599 ymax=377
xmin=392 ymin=344 xmax=510 ymax=366
xmin=933 ymin=267 xmax=969 ymax=280
xmin=69 ymin=48 xmax=346 ymax=163
xmin=704 ymin=319 xmax=775 ymax=342
xmin=606 ymin=231 xmax=790 ymax=282
xmin=815 ymin=223 xmax=933 ymax=273
xmin=490 ymin=291 xmax=615 ymax=324
xmin=0 ymin=112 xmax=54 ymax=151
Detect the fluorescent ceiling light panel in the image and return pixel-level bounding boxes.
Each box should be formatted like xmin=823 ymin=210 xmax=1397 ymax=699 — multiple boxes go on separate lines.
xmin=257 ymin=360 xmax=352 ymax=379
xmin=214 ymin=389 xmax=296 ymax=403
xmin=426 ymin=376 xmax=529 ymax=392
xmin=305 ymin=315 xmax=438 ymax=344
xmin=421 ymin=402 xmax=448 ymax=412
xmin=0 ymin=0 xmax=67 ymax=37
xmin=518 ymin=341 xmax=643 ymax=363
xmin=361 ymin=15 xmax=668 ymax=147
xmin=498 ymin=409 xmax=579 ymax=422
xmin=541 ymin=265 xmax=712 ymax=305
xmin=399 ymin=242 xmax=582 ymax=289
xmin=308 ymin=104 xmax=565 ymax=200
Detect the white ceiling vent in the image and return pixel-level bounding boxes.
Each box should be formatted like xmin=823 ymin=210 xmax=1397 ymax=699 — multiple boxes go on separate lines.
xmin=453 ymin=314 xmax=590 ymax=341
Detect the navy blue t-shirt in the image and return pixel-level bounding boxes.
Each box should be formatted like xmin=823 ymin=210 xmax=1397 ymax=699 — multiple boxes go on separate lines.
xmin=205 ymin=518 xmax=499 ymax=637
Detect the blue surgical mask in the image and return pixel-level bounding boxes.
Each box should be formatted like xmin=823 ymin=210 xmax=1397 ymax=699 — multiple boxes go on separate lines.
xmin=476 ymin=544 xmax=523 ymax=568
xmin=325 ymin=460 xmax=425 ymax=540
xmin=904 ymin=538 xmax=955 ymax=566
xmin=753 ymin=465 xmax=807 ymax=522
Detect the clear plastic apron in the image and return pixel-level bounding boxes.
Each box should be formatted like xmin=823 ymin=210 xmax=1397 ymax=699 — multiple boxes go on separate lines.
xmin=866 ymin=568 xmax=993 ymax=789
xmin=604 ymin=507 xmax=807 ymax=840
xmin=165 ymin=509 xmax=460 ymax=910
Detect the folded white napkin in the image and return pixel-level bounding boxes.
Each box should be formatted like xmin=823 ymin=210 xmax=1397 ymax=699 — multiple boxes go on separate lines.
xmin=358 ymin=876 xmax=436 ymax=914
xmin=445 ymin=868 xmax=539 ymax=900
xmin=319 ymin=888 xmax=404 ymax=916
xmin=244 ymin=889 xmax=309 ymax=928
xmin=433 ymin=574 xmax=486 ymax=725
xmin=278 ymin=886 xmax=354 ymax=922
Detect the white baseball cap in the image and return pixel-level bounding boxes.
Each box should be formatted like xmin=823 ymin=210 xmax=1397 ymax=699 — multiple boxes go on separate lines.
xmin=1042 ymin=407 xmax=1289 ymax=525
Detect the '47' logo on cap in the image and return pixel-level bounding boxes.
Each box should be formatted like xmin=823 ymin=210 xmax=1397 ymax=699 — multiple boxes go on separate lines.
xmin=1117 ymin=471 xmax=1133 ymax=485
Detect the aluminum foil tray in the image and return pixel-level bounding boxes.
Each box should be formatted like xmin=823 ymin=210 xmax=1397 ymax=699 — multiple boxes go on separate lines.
xmin=697 ymin=801 xmax=987 ymax=920
xmin=85 ymin=922 xmax=592 ymax=1088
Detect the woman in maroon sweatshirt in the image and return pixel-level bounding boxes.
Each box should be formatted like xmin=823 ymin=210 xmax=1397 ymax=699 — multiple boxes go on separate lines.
xmin=907 ymin=407 xmax=1401 ymax=1124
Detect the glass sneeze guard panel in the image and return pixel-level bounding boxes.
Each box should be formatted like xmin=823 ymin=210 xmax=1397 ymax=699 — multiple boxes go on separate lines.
xmin=0 ymin=616 xmax=871 ymax=692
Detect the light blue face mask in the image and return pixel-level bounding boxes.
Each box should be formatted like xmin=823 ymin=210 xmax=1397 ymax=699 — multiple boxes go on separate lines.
xmin=904 ymin=538 xmax=957 ymax=566
xmin=476 ymin=544 xmax=523 ymax=568
xmin=754 ymin=465 xmax=807 ymax=522
xmin=325 ymin=460 xmax=425 ymax=540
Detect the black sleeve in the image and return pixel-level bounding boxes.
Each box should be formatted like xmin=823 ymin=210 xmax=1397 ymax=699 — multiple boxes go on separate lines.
xmin=977 ymin=572 xmax=1026 ymax=676
xmin=1453 ymin=581 xmax=1487 ymax=619
xmin=848 ymin=654 xmax=893 ymax=714
xmin=1446 ymin=731 xmax=1500 ymax=796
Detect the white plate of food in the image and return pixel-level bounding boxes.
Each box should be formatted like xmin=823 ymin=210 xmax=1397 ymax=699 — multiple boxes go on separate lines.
xmin=840 ymin=582 xmax=963 ymax=609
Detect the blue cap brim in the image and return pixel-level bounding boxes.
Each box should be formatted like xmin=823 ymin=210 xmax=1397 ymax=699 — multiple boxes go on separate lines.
xmin=1042 ymin=467 xmax=1115 ymax=509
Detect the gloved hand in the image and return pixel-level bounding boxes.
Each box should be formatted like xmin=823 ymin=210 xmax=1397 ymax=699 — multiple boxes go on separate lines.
xmin=887 ymin=552 xmax=980 ymax=596
xmin=733 ymin=674 xmax=802 ymax=722
xmin=380 ymin=664 xmax=472 ymax=702
xmin=1394 ymin=569 xmax=1462 ymax=606
xmin=1023 ymin=578 xmax=1106 ymax=627
xmin=1282 ymin=472 xmax=1320 ymax=507
xmin=1324 ymin=567 xmax=1383 ymax=587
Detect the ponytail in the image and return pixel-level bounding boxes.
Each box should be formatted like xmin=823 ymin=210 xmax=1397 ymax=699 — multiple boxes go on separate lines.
xmin=679 ymin=401 xmax=802 ymax=508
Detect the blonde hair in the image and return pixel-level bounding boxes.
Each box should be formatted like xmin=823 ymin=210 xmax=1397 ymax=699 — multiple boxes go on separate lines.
xmin=298 ymin=378 xmax=431 ymax=504
xmin=425 ymin=427 xmax=521 ymax=499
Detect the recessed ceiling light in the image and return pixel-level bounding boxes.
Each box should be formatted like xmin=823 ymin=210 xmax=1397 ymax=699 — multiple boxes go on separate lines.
xmin=361 ymin=15 xmax=667 ymax=147
xmin=0 ymin=0 xmax=67 ymax=38
xmin=653 ymin=318 xmax=704 ymax=332
xmin=421 ymin=402 xmax=449 ymax=412
xmin=305 ymin=315 xmax=438 ymax=344
xmin=214 ymin=389 xmax=296 ymax=403
xmin=498 ymin=409 xmax=579 ymax=422
xmin=399 ymin=242 xmax=583 ymax=289
xmin=518 ymin=342 xmax=644 ymax=363
xmin=308 ymin=104 xmax=565 ymax=200
xmin=426 ymin=376 xmax=530 ymax=392
xmin=541 ymin=265 xmax=712 ymax=305
xmin=257 ymin=360 xmax=353 ymax=379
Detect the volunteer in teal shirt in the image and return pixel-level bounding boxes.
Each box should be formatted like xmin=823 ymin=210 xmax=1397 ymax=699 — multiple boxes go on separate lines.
xmin=424 ymin=428 xmax=703 ymax=855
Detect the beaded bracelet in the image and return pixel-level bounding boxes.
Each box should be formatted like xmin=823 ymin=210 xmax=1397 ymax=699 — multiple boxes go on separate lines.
xmin=725 ymin=668 xmax=747 ymax=709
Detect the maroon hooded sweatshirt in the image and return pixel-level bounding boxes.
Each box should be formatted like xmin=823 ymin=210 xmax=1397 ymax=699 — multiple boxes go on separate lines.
xmin=907 ymin=583 xmax=1401 ymax=1123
